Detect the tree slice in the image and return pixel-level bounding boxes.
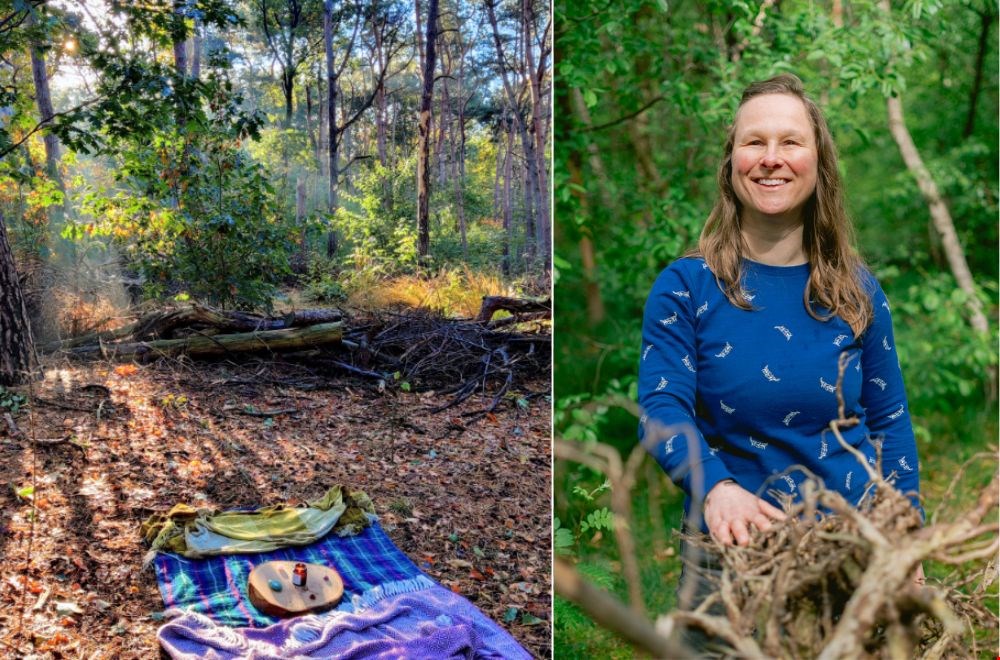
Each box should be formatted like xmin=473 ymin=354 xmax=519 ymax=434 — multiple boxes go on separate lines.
xmin=247 ymin=561 xmax=345 ymax=618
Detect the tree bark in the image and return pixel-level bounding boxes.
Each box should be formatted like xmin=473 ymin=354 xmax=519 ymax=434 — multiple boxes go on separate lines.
xmin=963 ymin=9 xmax=993 ymax=139
xmin=486 ymin=0 xmax=540 ymax=262
xmin=68 ymin=322 xmax=343 ymax=360
xmin=416 ymin=0 xmax=439 ymax=260
xmin=522 ymin=0 xmax=551 ymax=266
xmin=323 ymin=0 xmax=339 ymax=257
xmin=0 ymin=213 xmax=36 ymax=386
xmin=173 ymin=3 xmax=188 ymax=76
xmin=28 ymin=21 xmax=61 ymax=183
xmin=885 ymin=93 xmax=989 ymax=334
xmin=501 ymin=114 xmax=514 ymax=276
xmin=190 ymin=17 xmax=202 ymax=80
xmin=50 ymin=304 xmax=342 ymax=350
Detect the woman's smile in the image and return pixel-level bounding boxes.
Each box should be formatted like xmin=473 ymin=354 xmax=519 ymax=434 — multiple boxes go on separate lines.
xmin=730 ymin=93 xmax=818 ymax=226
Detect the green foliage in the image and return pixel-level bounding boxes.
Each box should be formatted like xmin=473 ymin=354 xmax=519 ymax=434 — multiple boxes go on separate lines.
xmin=0 ymin=386 xmax=26 ymax=415
xmin=303 ymin=260 xmax=347 ymax=303
xmin=555 ymin=0 xmax=997 ymax=654
xmin=578 ymin=507 xmax=613 ymax=535
xmin=553 ymin=517 xmax=575 ymax=555
xmin=79 ymin=106 xmax=296 ymax=311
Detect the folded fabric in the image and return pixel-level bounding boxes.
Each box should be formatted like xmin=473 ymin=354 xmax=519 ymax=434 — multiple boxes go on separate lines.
xmin=141 ymin=486 xmax=375 ymax=564
xmin=152 ymin=521 xmax=424 ymax=627
xmin=158 ymin=581 xmax=532 ymax=660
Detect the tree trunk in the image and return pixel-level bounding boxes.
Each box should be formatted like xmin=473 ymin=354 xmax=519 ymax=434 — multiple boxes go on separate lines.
xmin=566 ymin=155 xmax=606 ymax=325
xmin=486 ymin=0 xmax=540 ymax=262
xmin=522 ymin=0 xmax=551 ymax=266
xmin=324 ymin=0 xmax=339 ymax=256
xmin=173 ymin=6 xmax=188 ymax=76
xmin=190 ymin=17 xmax=202 ymax=80
xmin=416 ymin=0 xmax=439 ymax=260
xmin=28 ymin=28 xmax=61 ymax=183
xmin=305 ymin=83 xmax=317 ymax=154
xmin=295 ymin=177 xmax=308 ymax=273
xmin=501 ymin=116 xmax=514 ymax=276
xmin=435 ymin=35 xmax=450 ymax=186
xmin=517 ymin=117 xmax=539 ymax=261
xmin=0 ymin=213 xmax=36 ymax=386
xmin=316 ymin=63 xmax=326 ymax=175
xmin=68 ymin=322 xmax=343 ymax=360
xmin=963 ymin=9 xmax=993 ymax=139
xmin=373 ymin=17 xmax=389 ymax=168
xmin=886 ymin=95 xmax=989 ymax=334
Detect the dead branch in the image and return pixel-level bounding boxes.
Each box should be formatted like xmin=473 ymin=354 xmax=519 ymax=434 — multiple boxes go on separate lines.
xmin=474 ymin=295 xmax=551 ymax=323
xmin=555 ymin=559 xmax=693 ymax=658
xmin=65 ymin=322 xmax=344 ymax=360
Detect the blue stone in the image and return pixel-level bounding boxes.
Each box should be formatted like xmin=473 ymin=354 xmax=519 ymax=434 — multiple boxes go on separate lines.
xmin=268 ymin=579 xmax=283 ymax=592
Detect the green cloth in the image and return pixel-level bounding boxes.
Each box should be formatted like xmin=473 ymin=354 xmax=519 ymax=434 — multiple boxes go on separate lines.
xmin=141 ymin=485 xmax=375 ymax=563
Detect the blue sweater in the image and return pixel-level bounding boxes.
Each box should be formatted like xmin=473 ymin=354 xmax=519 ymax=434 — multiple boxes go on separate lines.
xmin=638 ymin=257 xmax=920 ymax=520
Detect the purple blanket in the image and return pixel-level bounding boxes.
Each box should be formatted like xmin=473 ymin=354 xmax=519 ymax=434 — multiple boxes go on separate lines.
xmin=158 ymin=581 xmax=532 ymax=659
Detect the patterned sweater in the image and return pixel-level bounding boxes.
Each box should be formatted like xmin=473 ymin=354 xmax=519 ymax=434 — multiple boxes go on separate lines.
xmin=637 ymin=257 xmax=920 ymax=520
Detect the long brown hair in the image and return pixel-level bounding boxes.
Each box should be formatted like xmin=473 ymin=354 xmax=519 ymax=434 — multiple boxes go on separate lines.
xmin=695 ymin=74 xmax=873 ymax=337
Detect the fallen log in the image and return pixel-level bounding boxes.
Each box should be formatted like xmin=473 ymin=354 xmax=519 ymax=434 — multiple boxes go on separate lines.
xmin=66 ymin=322 xmax=343 ymax=360
xmin=46 ymin=304 xmax=343 ymax=351
xmin=475 ymin=296 xmax=551 ymax=323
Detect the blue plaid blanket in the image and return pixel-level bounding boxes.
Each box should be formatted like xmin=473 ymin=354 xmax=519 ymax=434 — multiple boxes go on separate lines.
xmin=153 ymin=521 xmax=424 ymax=628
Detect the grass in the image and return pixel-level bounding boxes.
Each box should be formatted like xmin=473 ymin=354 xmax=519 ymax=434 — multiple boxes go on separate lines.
xmin=347 ymin=266 xmax=519 ymax=318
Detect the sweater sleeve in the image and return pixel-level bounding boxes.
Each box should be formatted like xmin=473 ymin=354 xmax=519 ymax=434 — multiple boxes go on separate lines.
xmin=637 ymin=263 xmax=734 ymax=500
xmin=860 ymin=280 xmax=921 ymax=514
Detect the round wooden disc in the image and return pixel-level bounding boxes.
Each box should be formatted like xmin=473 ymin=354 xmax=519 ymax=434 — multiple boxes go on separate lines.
xmin=247 ymin=561 xmax=345 ymax=618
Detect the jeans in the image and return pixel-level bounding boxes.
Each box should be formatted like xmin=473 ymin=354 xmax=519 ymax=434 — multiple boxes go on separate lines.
xmin=673 ymin=543 xmax=730 ymax=658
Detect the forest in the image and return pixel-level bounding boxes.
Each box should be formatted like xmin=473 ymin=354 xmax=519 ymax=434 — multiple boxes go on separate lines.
xmin=554 ymin=0 xmax=997 ymax=657
xmin=0 ymin=0 xmax=551 ymax=657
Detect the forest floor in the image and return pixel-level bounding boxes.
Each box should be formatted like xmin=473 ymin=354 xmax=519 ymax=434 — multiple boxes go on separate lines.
xmin=0 ymin=354 xmax=551 ymax=658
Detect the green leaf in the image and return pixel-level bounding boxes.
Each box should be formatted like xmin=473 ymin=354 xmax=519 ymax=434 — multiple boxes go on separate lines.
xmin=521 ymin=613 xmax=545 ymax=626
xmin=503 ymin=607 xmax=518 ymax=623
xmin=15 ymin=485 xmax=34 ymax=500
xmin=554 ymin=527 xmax=575 ymax=551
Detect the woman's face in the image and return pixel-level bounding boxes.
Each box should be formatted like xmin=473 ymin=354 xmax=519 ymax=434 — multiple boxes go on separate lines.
xmin=730 ymin=93 xmax=818 ymax=226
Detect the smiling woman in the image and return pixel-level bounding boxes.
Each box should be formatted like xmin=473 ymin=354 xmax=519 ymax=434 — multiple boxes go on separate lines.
xmin=636 ymin=73 xmax=923 ymax=651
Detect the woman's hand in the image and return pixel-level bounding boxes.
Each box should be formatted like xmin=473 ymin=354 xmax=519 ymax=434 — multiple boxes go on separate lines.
xmin=704 ymin=479 xmax=786 ymax=546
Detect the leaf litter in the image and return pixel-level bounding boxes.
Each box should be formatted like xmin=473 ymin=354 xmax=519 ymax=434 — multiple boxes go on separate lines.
xmin=0 ymin=356 xmax=551 ymax=658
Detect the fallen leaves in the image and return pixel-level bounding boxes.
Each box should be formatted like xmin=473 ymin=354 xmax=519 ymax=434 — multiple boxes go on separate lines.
xmin=0 ymin=358 xmax=551 ymax=657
